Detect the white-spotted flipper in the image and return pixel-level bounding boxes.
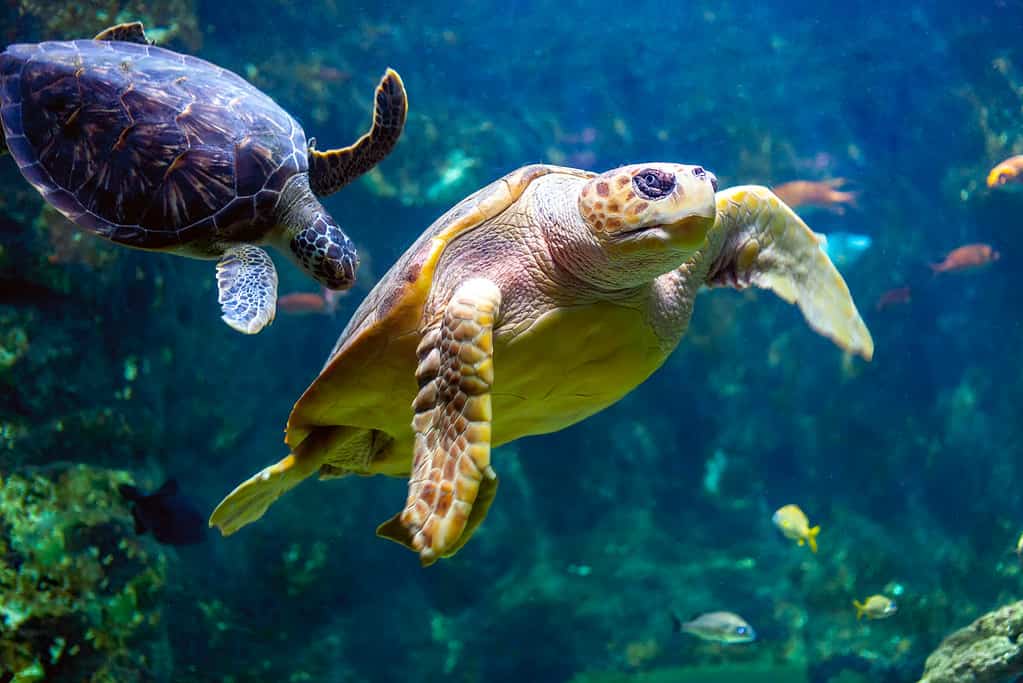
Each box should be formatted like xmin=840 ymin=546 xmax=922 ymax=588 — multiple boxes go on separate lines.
xmin=216 ymin=244 xmax=279 ymax=334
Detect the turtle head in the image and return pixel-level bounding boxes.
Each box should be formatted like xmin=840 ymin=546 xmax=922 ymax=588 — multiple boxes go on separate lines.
xmin=574 ymin=163 xmax=718 ymax=286
xmin=278 ymin=176 xmax=359 ymax=290
xmin=288 ymin=211 xmax=359 ymax=289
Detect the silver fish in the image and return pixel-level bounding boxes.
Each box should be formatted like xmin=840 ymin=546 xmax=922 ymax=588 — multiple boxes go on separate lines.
xmin=674 ymin=611 xmax=756 ymax=644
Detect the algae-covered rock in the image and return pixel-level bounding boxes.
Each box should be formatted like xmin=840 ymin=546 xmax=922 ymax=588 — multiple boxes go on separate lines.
xmin=0 ymin=463 xmax=170 ymax=682
xmin=917 ymin=600 xmax=1023 ymax=683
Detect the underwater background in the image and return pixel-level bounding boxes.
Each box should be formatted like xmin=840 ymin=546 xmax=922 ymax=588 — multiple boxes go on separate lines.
xmin=1 ymin=1 xmax=1022 ymax=681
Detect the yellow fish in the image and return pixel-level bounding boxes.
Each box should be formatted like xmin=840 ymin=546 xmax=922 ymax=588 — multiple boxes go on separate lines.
xmin=772 ymin=504 xmax=820 ymax=553
xmin=853 ymin=594 xmax=897 ymax=620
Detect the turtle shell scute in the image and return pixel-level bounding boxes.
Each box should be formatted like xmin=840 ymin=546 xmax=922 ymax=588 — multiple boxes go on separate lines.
xmin=0 ymin=39 xmax=309 ymax=249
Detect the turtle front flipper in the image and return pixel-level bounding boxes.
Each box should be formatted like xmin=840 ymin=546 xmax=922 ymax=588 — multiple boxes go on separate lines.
xmin=707 ymin=186 xmax=874 ymax=360
xmin=379 ymin=278 xmax=501 ymax=566
xmin=308 ymin=69 xmax=407 ymax=197
xmin=93 ymin=22 xmax=152 ymax=44
xmin=377 ymin=474 xmax=499 ymax=559
xmin=216 ymin=244 xmax=279 ymax=334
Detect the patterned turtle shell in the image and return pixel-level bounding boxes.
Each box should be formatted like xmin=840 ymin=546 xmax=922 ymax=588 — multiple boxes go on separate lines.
xmin=0 ymin=38 xmax=306 ymax=250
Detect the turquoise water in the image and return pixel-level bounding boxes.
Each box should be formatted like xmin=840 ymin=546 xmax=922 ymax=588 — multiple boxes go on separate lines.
xmin=1 ymin=2 xmax=1021 ymax=681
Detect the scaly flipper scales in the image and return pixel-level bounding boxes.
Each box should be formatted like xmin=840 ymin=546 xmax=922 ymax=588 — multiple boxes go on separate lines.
xmin=308 ymin=69 xmax=407 ymax=197
xmin=378 ymin=278 xmax=501 ymax=566
xmin=377 ymin=474 xmax=498 ymax=559
xmin=708 ymin=186 xmax=874 ymax=360
xmin=216 ymin=244 xmax=279 ymax=334
xmin=94 ymin=22 xmax=152 ymax=44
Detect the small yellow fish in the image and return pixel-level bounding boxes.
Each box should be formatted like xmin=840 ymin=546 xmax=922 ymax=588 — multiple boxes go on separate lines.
xmin=853 ymin=594 xmax=897 ymax=620
xmin=1016 ymin=532 xmax=1023 ymax=560
xmin=772 ymin=504 xmax=820 ymax=553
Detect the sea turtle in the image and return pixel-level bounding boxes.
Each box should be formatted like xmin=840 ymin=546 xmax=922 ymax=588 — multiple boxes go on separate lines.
xmin=210 ymin=162 xmax=874 ymax=565
xmin=0 ymin=22 xmax=406 ymax=333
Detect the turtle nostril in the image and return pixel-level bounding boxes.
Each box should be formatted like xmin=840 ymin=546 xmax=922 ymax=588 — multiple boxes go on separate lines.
xmin=709 ymin=173 xmax=719 ymax=192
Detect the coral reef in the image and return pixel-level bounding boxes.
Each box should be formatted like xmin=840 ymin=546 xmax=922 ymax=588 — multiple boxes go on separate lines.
xmin=917 ymin=601 xmax=1023 ymax=683
xmin=0 ymin=463 xmax=169 ymax=682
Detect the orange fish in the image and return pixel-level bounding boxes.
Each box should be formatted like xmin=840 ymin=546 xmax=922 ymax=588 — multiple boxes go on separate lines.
xmin=987 ymin=155 xmax=1023 ymax=188
xmin=875 ymin=286 xmax=912 ymax=311
xmin=930 ymin=244 xmax=1000 ymax=274
xmin=772 ymin=179 xmax=859 ymax=214
xmin=278 ymin=292 xmax=328 ymax=315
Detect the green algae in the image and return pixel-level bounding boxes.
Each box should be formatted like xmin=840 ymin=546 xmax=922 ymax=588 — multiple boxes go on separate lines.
xmin=569 ymin=663 xmax=809 ymax=683
xmin=0 ymin=325 xmax=28 ymax=369
xmin=0 ymin=464 xmax=169 ymax=682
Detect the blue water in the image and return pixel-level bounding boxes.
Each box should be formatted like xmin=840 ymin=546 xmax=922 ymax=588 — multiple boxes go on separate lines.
xmin=1 ymin=2 xmax=1021 ymax=682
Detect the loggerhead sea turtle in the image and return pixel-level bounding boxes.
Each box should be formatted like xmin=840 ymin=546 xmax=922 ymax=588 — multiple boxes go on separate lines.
xmin=210 ymin=162 xmax=874 ymax=565
xmin=0 ymin=22 xmax=406 ymax=333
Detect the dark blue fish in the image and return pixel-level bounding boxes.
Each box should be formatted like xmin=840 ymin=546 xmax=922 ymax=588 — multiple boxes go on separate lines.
xmin=119 ymin=479 xmax=206 ymax=546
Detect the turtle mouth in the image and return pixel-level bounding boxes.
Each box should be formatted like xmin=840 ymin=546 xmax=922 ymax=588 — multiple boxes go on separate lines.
xmin=618 ymin=214 xmax=713 ymax=247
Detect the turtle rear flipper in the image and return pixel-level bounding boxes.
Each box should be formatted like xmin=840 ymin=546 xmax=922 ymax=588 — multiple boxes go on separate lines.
xmin=94 ymin=22 xmax=152 ymax=44
xmin=707 ymin=185 xmax=874 ymax=361
xmin=209 ymin=452 xmax=320 ymax=535
xmin=216 ymin=245 xmax=279 ymax=334
xmin=210 ymin=427 xmax=362 ymax=535
xmin=308 ymin=69 xmax=407 ymax=197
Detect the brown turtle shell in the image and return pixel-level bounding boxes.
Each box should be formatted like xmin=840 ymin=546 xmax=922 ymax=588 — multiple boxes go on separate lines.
xmin=285 ymin=164 xmax=596 ymax=450
xmin=0 ymin=39 xmax=307 ymax=250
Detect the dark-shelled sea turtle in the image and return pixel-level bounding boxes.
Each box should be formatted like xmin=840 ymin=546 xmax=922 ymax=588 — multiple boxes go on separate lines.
xmin=0 ymin=22 xmax=406 ymax=333
xmin=210 ymin=163 xmax=874 ymax=565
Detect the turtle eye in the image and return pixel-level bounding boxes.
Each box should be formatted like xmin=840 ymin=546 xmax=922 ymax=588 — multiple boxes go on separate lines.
xmin=736 ymin=626 xmax=747 ymax=635
xmin=633 ymin=168 xmax=676 ymax=200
